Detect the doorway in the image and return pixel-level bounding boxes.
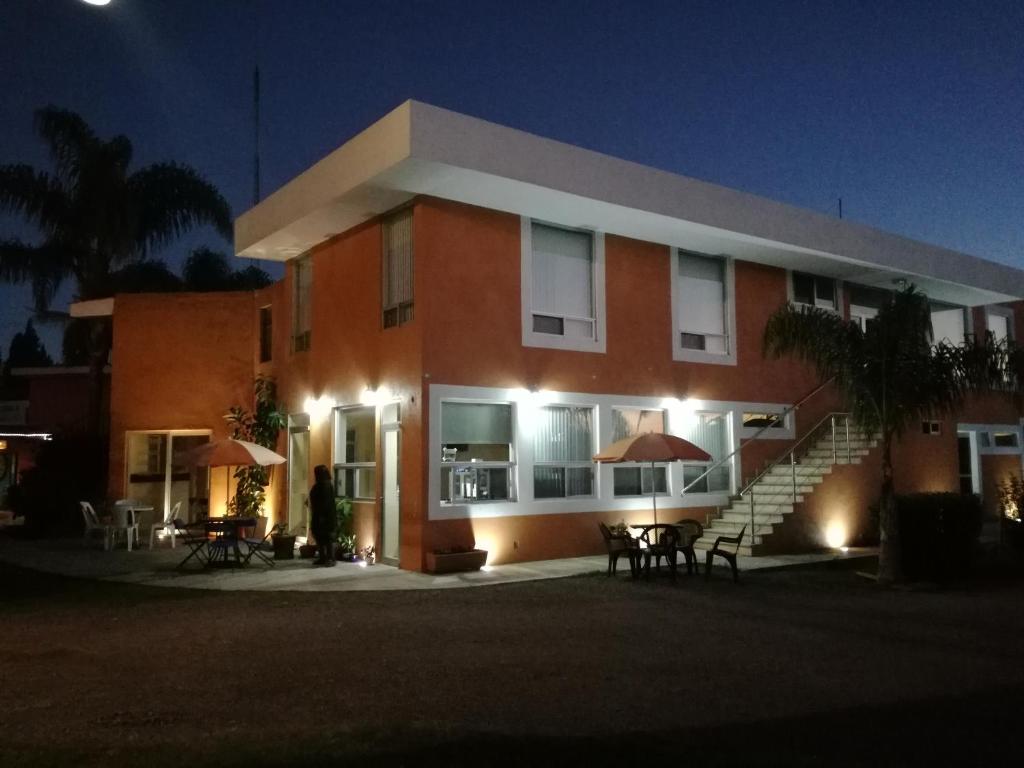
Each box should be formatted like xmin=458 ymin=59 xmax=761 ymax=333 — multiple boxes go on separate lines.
xmin=288 ymin=414 xmax=310 ymax=536
xmin=957 ymin=432 xmax=980 ymax=496
xmin=381 ymin=403 xmax=401 ymax=565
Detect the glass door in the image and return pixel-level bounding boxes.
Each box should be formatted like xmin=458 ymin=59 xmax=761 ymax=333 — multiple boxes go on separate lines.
xmin=381 ymin=402 xmax=401 ymax=565
xmin=288 ymin=415 xmax=310 ymax=536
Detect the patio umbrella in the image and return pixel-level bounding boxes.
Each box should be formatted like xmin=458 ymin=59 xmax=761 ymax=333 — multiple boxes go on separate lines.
xmin=593 ymin=433 xmax=711 ymax=525
xmin=182 ymin=439 xmax=287 ymax=516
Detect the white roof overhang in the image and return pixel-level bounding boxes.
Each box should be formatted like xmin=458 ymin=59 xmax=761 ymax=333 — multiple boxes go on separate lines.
xmin=235 ymin=101 xmax=1024 ymax=307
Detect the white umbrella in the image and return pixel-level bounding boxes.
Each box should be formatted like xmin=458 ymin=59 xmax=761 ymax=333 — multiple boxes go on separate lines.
xmin=183 ymin=439 xmax=286 ymax=516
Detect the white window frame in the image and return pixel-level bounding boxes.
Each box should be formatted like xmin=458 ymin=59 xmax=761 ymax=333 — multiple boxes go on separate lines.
xmin=789 ymin=270 xmax=842 ymax=315
xmin=959 ymin=423 xmax=1024 ymax=456
xmin=332 ymin=405 xmax=377 ymax=500
xmin=929 ymin=302 xmax=970 ymax=346
xmin=671 ymin=249 xmax=737 ymax=366
xmin=739 ymin=406 xmax=795 ymax=440
xmin=382 ymin=208 xmax=414 ymax=329
xmin=532 ymin=404 xmax=596 ymax=500
xmin=521 ymin=217 xmax=606 ymax=353
xmin=678 ymin=410 xmax=734 ymax=495
xmin=608 ymin=406 xmax=671 ymax=498
xmin=439 ymin=400 xmax=517 ymax=506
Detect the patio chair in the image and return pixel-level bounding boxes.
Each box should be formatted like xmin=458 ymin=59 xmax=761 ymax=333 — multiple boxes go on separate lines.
xmin=598 ymin=522 xmax=639 ymax=577
xmin=241 ymin=527 xmax=276 ymax=567
xmin=637 ymin=524 xmax=680 ymax=580
xmin=110 ymin=501 xmax=140 ymax=551
xmin=705 ymin=525 xmax=745 ymax=583
xmin=174 ymin=519 xmax=211 ymax=569
xmin=148 ymin=501 xmax=182 ymax=549
xmin=80 ymin=501 xmax=110 ymax=550
xmin=673 ymin=518 xmax=704 ymax=575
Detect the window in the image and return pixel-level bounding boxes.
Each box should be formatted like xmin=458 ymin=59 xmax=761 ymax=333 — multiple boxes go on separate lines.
xmin=792 ymin=272 xmax=837 ymax=311
xmin=441 ymin=402 xmax=514 ymax=503
xmin=680 ymin=412 xmax=731 ymax=493
xmin=522 ymin=220 xmax=606 ymax=353
xmin=533 ymin=406 xmax=594 ymax=499
xmin=930 ymin=305 xmax=966 ymax=345
xmin=610 ymin=407 xmax=667 ymax=496
xmin=993 ymin=432 xmax=1020 ymax=449
xmin=333 ymin=407 xmax=376 ymax=500
xmin=848 ymin=285 xmax=887 ymax=331
xmin=292 ymin=256 xmax=312 ymax=352
xmin=382 ymin=209 xmax=413 ymax=328
xmin=258 ymin=306 xmax=272 ymax=363
xmin=677 ymin=252 xmax=729 ymax=354
xmin=743 ymin=412 xmax=785 ymax=430
xmin=922 ymin=420 xmax=941 ymax=435
xmin=987 ymin=309 xmax=1013 ymax=346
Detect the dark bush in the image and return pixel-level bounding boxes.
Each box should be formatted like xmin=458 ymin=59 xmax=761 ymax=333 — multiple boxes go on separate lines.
xmin=897 ymin=493 xmax=983 ymax=582
xmin=9 ymin=433 xmax=108 ymax=537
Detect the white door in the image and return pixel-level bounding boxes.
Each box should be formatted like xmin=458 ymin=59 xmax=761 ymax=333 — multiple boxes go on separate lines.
xmin=382 ymin=427 xmax=400 ymax=564
xmin=288 ymin=416 xmax=310 ymax=535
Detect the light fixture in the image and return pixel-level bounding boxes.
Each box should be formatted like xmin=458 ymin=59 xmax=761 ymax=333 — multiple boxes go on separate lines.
xmin=80 ymin=0 xmax=112 ymax=5
xmin=824 ymin=521 xmax=847 ymax=549
xmin=302 ymin=394 xmax=335 ymax=423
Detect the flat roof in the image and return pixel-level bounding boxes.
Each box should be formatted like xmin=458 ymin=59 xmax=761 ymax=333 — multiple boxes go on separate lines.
xmin=235 ymin=100 xmax=1024 ymax=306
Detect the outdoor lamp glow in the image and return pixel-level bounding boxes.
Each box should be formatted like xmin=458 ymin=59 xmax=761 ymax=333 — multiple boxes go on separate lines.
xmin=825 ymin=521 xmax=847 ymax=549
xmin=80 ymin=0 xmax=112 ymax=6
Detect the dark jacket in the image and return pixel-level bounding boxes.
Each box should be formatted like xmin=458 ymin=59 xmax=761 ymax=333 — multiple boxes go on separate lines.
xmin=309 ymin=479 xmax=337 ymax=540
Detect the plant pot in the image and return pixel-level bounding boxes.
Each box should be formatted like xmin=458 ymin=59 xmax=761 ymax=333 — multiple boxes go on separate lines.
xmin=424 ymin=549 xmax=488 ymax=574
xmin=272 ymin=533 xmax=296 ymax=560
xmin=298 ymin=543 xmax=318 ymax=559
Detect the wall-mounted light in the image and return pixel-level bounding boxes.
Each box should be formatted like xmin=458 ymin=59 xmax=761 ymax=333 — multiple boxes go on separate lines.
xmin=303 ymin=394 xmax=335 ymax=423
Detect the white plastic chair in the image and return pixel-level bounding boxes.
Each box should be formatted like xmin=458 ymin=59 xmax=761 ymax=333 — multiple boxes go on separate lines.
xmin=80 ymin=501 xmax=110 ymax=550
xmin=149 ymin=501 xmax=183 ymax=549
xmin=110 ymin=501 xmax=140 ymax=551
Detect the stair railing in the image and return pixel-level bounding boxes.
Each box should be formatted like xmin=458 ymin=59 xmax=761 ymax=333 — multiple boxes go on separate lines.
xmin=738 ymin=411 xmax=855 ymax=543
xmin=680 ymin=377 xmax=836 ymax=499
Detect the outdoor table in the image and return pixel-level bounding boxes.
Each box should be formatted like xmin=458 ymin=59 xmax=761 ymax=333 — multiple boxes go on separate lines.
xmin=204 ymin=516 xmax=257 ymax=567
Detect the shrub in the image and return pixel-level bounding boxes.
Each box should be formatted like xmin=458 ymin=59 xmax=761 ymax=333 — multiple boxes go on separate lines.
xmin=896 ymin=493 xmax=983 ymax=582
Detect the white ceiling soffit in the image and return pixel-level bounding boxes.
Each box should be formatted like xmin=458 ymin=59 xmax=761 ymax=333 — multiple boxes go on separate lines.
xmin=234 ymin=101 xmax=1024 ymax=306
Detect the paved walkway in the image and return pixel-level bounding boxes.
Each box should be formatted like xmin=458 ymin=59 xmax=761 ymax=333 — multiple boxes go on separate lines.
xmin=0 ymin=535 xmax=876 ymax=591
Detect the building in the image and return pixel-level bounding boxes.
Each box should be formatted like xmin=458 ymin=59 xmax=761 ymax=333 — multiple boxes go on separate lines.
xmin=101 ymin=101 xmax=1024 ymax=570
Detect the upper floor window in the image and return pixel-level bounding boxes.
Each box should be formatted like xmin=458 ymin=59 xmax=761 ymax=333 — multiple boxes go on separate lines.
xmin=521 ymin=219 xmax=606 ymax=353
xmin=792 ymin=271 xmax=837 ymax=311
xmin=930 ymin=303 xmax=967 ymax=345
xmin=382 ymin=209 xmax=414 ymax=328
xmin=292 ymin=256 xmax=312 ymax=352
xmin=258 ymin=306 xmax=272 ymax=363
xmin=848 ymin=285 xmax=888 ymax=331
xmin=333 ymin=406 xmax=376 ymax=500
xmin=673 ymin=251 xmax=735 ymax=365
xmin=533 ymin=405 xmax=594 ymax=499
xmin=440 ymin=402 xmax=514 ymax=503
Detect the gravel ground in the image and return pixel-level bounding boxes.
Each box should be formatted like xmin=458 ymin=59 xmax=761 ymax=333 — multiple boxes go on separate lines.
xmin=2 ymin=559 xmax=1023 ymax=767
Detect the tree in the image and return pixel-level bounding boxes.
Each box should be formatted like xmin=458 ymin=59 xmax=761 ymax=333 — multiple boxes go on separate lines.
xmin=0 ymin=106 xmax=232 ymax=434
xmin=763 ymin=286 xmax=1010 ymax=583
xmin=183 ymin=247 xmax=271 ymax=292
xmin=5 ymin=319 xmax=52 ymax=374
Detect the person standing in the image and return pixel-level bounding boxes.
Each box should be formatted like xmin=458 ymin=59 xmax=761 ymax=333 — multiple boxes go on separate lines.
xmin=309 ymin=464 xmax=337 ymax=566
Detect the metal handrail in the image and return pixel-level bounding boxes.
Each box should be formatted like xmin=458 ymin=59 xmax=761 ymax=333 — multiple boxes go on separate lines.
xmin=679 ymin=377 xmax=835 ymax=496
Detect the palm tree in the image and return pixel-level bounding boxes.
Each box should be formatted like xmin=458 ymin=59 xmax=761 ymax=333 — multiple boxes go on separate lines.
xmin=0 ymin=106 xmax=232 ymax=434
xmin=763 ymin=286 xmax=1010 ymax=583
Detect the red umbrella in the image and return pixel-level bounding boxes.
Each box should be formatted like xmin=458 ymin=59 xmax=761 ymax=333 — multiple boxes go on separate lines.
xmin=593 ymin=433 xmax=711 ymax=525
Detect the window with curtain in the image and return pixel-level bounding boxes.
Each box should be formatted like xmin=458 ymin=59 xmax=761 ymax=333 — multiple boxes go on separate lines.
xmin=610 ymin=407 xmax=667 ymax=496
xmin=530 ymin=222 xmax=595 ymax=339
xmin=678 ymin=252 xmax=728 ymax=353
xmin=680 ymin=412 xmax=731 ymax=493
xmin=292 ymin=256 xmax=312 ymax=352
xmin=533 ymin=405 xmax=594 ymax=499
xmin=333 ymin=407 xmax=376 ymax=500
xmin=440 ymin=402 xmax=514 ymax=503
xmin=258 ymin=306 xmax=272 ymax=363
xmin=792 ymin=271 xmax=836 ymax=311
xmin=382 ymin=209 xmax=414 ymax=328
xmin=987 ymin=311 xmax=1011 ymax=345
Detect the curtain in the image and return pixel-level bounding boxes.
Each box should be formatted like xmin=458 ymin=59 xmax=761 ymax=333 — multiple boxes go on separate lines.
xmin=678 ymin=253 xmax=726 ymax=342
xmin=611 ymin=408 xmax=666 ymax=442
xmin=931 ymin=307 xmax=965 ymax=344
xmin=383 ymin=209 xmax=413 ymax=307
xmin=534 ymin=406 xmax=592 ymax=462
xmin=442 ymin=402 xmax=512 ymax=445
xmin=531 ymin=223 xmax=593 ymax=320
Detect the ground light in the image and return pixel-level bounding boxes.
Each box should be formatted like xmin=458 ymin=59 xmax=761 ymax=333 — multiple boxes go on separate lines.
xmin=825 ymin=520 xmax=847 ymax=549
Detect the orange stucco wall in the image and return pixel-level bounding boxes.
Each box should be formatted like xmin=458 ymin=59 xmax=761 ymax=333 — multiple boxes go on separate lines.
xmin=108 ymin=292 xmax=258 ymax=514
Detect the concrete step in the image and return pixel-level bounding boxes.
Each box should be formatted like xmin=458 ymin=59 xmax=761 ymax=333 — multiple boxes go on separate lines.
xmin=750 ymin=482 xmax=816 ymax=494
xmin=767 ymin=465 xmax=829 ymax=479
xmin=720 ymin=510 xmax=785 ymax=525
xmin=805 ymin=447 xmax=871 ymax=459
xmin=729 ymin=499 xmax=796 ymax=514
xmin=703 ymin=520 xmax=774 ymax=536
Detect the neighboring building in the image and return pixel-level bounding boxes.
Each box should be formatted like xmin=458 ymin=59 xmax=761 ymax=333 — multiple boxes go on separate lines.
xmin=100 ymin=101 xmax=1024 ymax=570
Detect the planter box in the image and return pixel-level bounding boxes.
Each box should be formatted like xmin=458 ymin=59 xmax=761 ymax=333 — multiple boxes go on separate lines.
xmin=272 ymin=534 xmax=296 ymax=560
xmin=425 ymin=549 xmax=488 ymax=574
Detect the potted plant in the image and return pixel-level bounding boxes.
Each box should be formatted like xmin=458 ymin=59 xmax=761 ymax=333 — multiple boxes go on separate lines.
xmin=425 ymin=546 xmax=488 ymax=574
xmin=270 ymin=522 xmax=296 ymax=560
xmin=334 ymin=496 xmax=357 ymax=561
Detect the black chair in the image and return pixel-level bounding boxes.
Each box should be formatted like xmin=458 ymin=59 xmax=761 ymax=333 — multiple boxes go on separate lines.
xmin=637 ymin=524 xmax=680 ymax=580
xmin=673 ymin=518 xmax=704 ymax=575
xmin=598 ymin=522 xmax=639 ymax=577
xmin=173 ymin=519 xmax=211 ymax=569
xmin=241 ymin=527 xmax=276 ymax=567
xmin=705 ymin=525 xmax=746 ymax=582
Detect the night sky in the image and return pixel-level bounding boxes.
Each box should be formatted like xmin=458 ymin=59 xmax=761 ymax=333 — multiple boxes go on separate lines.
xmin=2 ymin=0 xmax=1022 ymax=359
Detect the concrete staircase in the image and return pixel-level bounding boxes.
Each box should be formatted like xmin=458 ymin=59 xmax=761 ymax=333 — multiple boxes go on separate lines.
xmin=693 ymin=422 xmax=879 ymax=557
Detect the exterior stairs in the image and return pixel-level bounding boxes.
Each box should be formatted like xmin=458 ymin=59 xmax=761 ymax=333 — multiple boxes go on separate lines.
xmin=692 ymin=423 xmax=879 ymax=557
